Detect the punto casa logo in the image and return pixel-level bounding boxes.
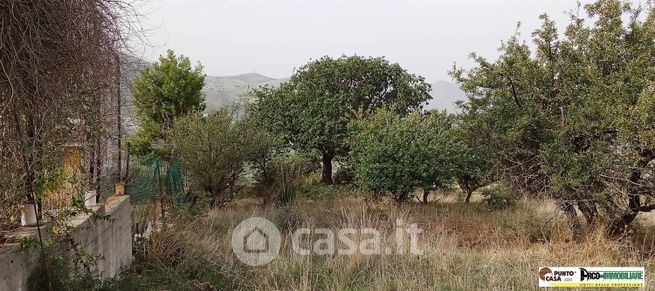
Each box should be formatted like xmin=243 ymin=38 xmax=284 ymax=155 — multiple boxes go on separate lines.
xmin=539 ymin=268 xmax=552 ymax=280
xmin=539 ymin=267 xmax=575 ymax=282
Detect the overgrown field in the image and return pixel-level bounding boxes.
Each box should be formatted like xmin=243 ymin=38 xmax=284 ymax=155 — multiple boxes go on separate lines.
xmin=112 ymin=192 xmax=655 ymax=290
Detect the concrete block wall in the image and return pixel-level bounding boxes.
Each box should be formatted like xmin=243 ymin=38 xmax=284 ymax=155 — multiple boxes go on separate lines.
xmin=0 ymin=195 xmax=132 ymax=291
xmin=0 ymin=230 xmax=45 ymax=291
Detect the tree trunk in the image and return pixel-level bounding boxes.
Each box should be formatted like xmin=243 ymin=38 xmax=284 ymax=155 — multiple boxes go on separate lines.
xmin=393 ymin=192 xmax=406 ymax=207
xmin=95 ymin=136 xmax=102 ymax=203
xmin=422 ymin=189 xmax=430 ymax=204
xmin=608 ymin=190 xmax=640 ymax=237
xmin=561 ymin=201 xmax=583 ymax=241
xmin=125 ymin=145 xmax=130 ymax=183
xmin=321 ymin=152 xmax=333 ymax=185
xmin=577 ymin=200 xmax=598 ymax=226
xmin=608 ymin=149 xmax=655 ymax=237
xmin=459 ymin=180 xmax=473 ymax=203
xmin=116 ymin=53 xmax=122 ymax=183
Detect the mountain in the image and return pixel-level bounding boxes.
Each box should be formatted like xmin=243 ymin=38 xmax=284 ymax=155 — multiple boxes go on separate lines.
xmin=424 ymin=81 xmax=466 ymax=113
xmin=222 ymin=73 xmax=275 ymax=84
xmin=119 ymin=54 xmax=150 ymax=134
xmin=202 ymin=73 xmax=287 ymax=111
xmin=120 ymin=56 xmax=287 ymax=130
xmin=119 ymin=55 xmax=468 ymax=135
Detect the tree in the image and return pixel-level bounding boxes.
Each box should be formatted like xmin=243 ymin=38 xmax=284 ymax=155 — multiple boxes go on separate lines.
xmin=129 ymin=49 xmax=206 ymax=158
xmin=171 ymin=109 xmax=274 ymax=207
xmin=350 ymin=109 xmax=458 ymax=205
xmin=252 ymin=151 xmax=309 ymax=205
xmin=452 ymin=0 xmax=655 ymax=238
xmin=453 ymin=148 xmax=492 ymax=204
xmin=0 ymin=1 xmax=136 ymax=287
xmin=0 ymin=0 xmax=132 ymax=217
xmin=452 ymin=118 xmax=494 ymax=203
xmin=254 ymin=55 xmax=432 ymax=184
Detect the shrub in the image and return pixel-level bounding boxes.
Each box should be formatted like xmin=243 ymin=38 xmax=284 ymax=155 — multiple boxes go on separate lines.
xmin=253 ymin=152 xmax=308 ymax=205
xmin=350 ymin=109 xmax=460 ymax=205
xmin=110 ymin=224 xmax=234 ymax=290
xmin=171 ymin=110 xmax=275 ymax=207
xmin=334 ymin=165 xmax=355 ymax=185
xmin=274 ymin=206 xmax=303 ymax=232
xmin=296 ymin=183 xmax=364 ymax=200
xmin=481 ymin=185 xmax=520 ymax=210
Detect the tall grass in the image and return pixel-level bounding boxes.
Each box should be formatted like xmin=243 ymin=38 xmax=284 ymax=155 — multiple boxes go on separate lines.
xmin=114 ymin=196 xmax=655 ymax=290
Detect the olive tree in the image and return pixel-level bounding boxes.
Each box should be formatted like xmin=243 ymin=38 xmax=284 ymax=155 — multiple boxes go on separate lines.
xmin=254 ymin=55 xmax=432 ymax=184
xmin=452 ymin=119 xmax=494 ymax=203
xmin=170 ymin=109 xmax=274 ymax=206
xmin=453 ymin=0 xmax=655 ymax=237
xmin=350 ymin=109 xmax=459 ymax=205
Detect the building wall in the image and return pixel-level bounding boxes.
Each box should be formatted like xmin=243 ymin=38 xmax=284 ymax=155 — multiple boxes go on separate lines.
xmin=0 ymin=196 xmax=132 ymax=291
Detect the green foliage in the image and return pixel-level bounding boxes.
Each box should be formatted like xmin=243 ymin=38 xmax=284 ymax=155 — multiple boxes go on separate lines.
xmin=23 ymin=198 xmax=115 ymax=290
xmin=171 ymin=109 xmax=273 ymax=206
xmin=452 ymin=122 xmax=494 ymax=202
xmin=481 ymin=185 xmax=520 ymax=210
xmin=334 ymin=165 xmax=355 ymax=185
xmin=452 ymin=0 xmax=655 ymax=232
xmin=350 ymin=109 xmax=459 ymax=204
xmin=254 ymin=55 xmax=432 ymax=184
xmin=253 ymin=152 xmax=308 ymax=205
xmin=28 ymin=249 xmax=110 ymax=291
xmin=107 ymin=228 xmax=234 ymax=290
xmin=130 ymin=49 xmax=206 ymax=158
xmin=297 ymin=183 xmax=365 ymax=200
xmin=20 ymin=236 xmax=50 ymax=252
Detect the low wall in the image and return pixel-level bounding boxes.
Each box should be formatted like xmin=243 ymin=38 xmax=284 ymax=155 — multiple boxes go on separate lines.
xmin=0 ymin=195 xmax=132 ymax=291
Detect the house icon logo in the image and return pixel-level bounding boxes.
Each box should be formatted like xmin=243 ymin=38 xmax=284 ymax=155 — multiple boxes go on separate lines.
xmin=244 ymin=227 xmax=269 ymax=253
xmin=231 ymin=217 xmax=281 ymax=266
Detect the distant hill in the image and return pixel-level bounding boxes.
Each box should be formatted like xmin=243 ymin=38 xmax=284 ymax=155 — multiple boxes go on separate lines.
xmin=222 ymin=73 xmax=275 ymax=84
xmin=120 ymin=55 xmax=468 ymax=135
xmin=119 ymin=54 xmax=150 ymax=134
xmin=202 ymin=73 xmax=287 ymax=111
xmin=120 ymin=56 xmax=287 ymax=132
xmin=424 ymin=81 xmax=467 ymax=113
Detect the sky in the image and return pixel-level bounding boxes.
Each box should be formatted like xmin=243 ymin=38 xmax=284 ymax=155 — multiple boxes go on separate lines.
xmin=130 ymin=0 xmax=609 ymax=82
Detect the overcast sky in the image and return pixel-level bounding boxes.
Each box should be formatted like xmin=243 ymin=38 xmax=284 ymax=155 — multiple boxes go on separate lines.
xmin=131 ymin=0 xmax=618 ymax=82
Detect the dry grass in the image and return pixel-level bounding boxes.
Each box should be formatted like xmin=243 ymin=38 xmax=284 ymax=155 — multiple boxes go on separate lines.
xmin=123 ymin=193 xmax=655 ymax=290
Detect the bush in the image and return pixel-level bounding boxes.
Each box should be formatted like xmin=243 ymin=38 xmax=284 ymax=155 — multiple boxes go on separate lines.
xmin=108 ymin=225 xmax=234 ymax=290
xmin=274 ymin=206 xmax=303 ymax=232
xmin=481 ymin=185 xmax=520 ymax=210
xmin=253 ymin=152 xmax=308 ymax=205
xmin=171 ymin=110 xmax=275 ymax=207
xmin=350 ymin=109 xmax=460 ymax=205
xmin=334 ymin=166 xmax=355 ymax=185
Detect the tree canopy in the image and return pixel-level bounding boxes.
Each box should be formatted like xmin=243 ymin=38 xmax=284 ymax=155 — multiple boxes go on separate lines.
xmin=130 ymin=50 xmax=206 ymax=158
xmin=171 ymin=109 xmax=274 ymax=206
xmin=254 ymin=55 xmax=432 ymax=184
xmin=350 ymin=109 xmax=460 ymax=204
xmin=453 ymin=0 xmax=655 ymax=237
xmin=0 ymin=0 xmax=132 ymax=222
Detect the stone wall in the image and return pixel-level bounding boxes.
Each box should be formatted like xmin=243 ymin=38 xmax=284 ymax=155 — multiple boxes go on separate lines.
xmin=0 ymin=195 xmax=132 ymax=291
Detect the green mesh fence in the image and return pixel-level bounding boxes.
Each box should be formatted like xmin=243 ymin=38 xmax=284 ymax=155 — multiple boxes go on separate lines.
xmin=126 ymin=156 xmax=185 ymax=206
xmin=125 ymin=156 xmax=185 ymax=237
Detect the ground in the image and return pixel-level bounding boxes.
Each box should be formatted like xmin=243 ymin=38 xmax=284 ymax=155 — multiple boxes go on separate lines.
xmin=114 ymin=191 xmax=655 ymax=290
